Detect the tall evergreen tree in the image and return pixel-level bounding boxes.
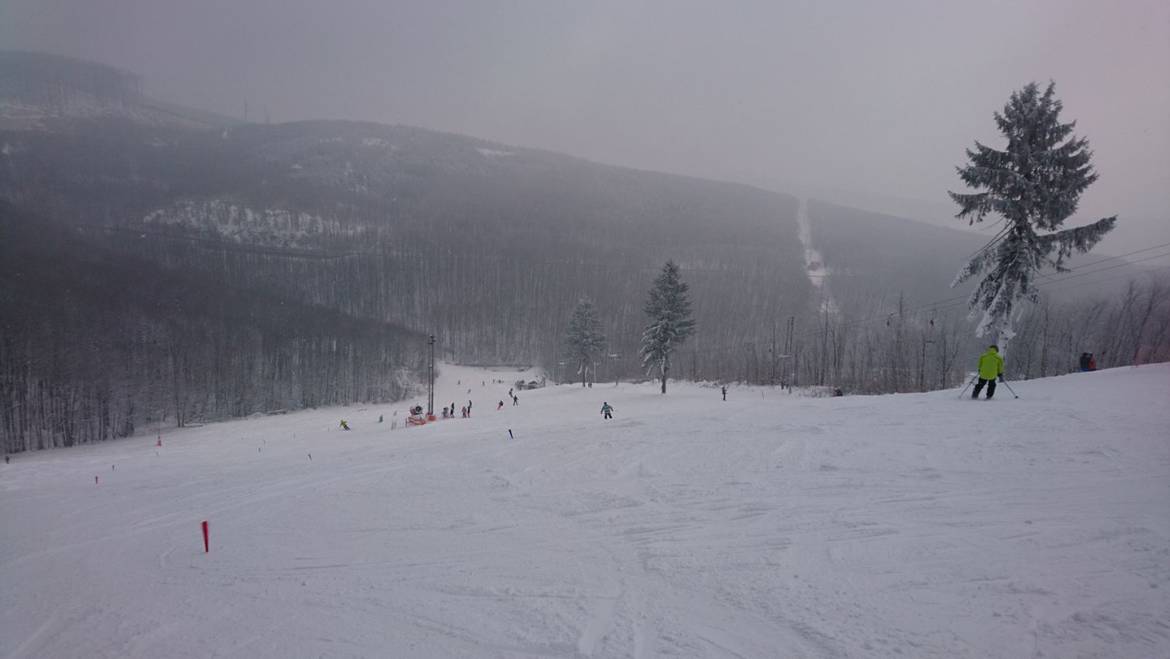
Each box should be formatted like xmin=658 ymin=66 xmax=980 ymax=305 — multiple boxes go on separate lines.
xmin=564 ymin=297 xmax=606 ymax=387
xmin=641 ymin=261 xmax=695 ymax=394
xmin=951 ymin=81 xmax=1116 ymax=347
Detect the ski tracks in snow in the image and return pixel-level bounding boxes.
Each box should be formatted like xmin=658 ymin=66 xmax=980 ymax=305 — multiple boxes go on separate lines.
xmin=3 ymin=364 xmax=1169 ymax=657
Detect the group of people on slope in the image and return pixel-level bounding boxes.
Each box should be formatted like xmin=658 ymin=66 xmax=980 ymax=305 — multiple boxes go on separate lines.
xmin=440 ymin=401 xmax=474 ymax=418
xmin=339 ymin=343 xmax=1100 ymax=434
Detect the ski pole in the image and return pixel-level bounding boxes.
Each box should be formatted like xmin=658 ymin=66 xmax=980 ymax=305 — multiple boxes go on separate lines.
xmin=957 ymin=376 xmax=977 ymax=399
xmin=1000 ymin=379 xmax=1020 ymax=399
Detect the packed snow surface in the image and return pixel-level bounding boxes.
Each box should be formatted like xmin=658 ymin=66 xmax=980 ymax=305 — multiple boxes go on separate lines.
xmin=2 ymin=364 xmax=1168 ymax=658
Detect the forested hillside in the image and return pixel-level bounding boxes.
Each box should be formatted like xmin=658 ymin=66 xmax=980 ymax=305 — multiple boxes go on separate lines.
xmin=0 ymin=205 xmax=426 ymax=452
xmin=0 ymin=52 xmax=813 ymax=449
xmin=0 ymin=115 xmax=812 ymax=367
xmin=778 ymin=201 xmax=1170 ymax=394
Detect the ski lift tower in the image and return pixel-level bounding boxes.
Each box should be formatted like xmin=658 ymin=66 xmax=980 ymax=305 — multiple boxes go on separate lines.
xmin=609 ymin=353 xmax=620 ymax=386
xmin=427 ymin=335 xmax=435 ymax=418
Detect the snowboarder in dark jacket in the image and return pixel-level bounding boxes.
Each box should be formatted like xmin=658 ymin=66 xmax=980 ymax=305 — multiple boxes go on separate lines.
xmin=600 ymin=402 xmax=614 ymax=420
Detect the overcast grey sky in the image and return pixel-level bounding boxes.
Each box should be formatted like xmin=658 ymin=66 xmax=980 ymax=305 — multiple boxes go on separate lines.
xmin=2 ymin=0 xmax=1167 ymax=252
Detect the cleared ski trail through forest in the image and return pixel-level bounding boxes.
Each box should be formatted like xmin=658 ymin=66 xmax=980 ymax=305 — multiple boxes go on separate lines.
xmin=795 ymin=198 xmax=836 ymax=313
xmin=2 ymin=363 xmax=1168 ymax=658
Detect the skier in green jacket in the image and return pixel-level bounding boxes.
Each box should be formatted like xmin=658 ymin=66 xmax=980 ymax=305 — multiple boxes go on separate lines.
xmin=972 ymin=345 xmax=1005 ymax=399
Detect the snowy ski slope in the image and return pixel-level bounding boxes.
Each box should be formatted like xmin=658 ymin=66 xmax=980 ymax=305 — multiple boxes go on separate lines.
xmin=2 ymin=363 xmax=1168 ymax=658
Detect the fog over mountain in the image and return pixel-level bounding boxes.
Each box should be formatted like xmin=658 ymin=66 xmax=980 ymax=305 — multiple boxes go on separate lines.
xmin=2 ymin=0 xmax=1167 ymax=256
xmin=2 ymin=4 xmax=1168 ymax=452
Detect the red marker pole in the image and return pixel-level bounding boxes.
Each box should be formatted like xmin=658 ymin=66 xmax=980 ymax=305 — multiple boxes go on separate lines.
xmin=201 ymin=520 xmax=209 ymax=553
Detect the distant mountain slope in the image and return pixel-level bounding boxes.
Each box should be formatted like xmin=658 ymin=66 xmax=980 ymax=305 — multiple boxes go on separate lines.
xmin=807 ymin=200 xmax=1148 ymax=316
xmin=0 ymin=52 xmax=814 ymax=451
xmin=806 ymin=200 xmax=986 ymax=312
xmin=0 ymin=54 xmax=813 ymax=372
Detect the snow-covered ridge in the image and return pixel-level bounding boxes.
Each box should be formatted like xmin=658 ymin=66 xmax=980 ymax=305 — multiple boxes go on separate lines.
xmin=476 ymin=147 xmax=514 ymax=158
xmin=0 ymin=96 xmax=217 ymax=132
xmin=143 ymin=200 xmax=368 ymax=247
xmin=0 ymin=96 xmax=134 ymax=129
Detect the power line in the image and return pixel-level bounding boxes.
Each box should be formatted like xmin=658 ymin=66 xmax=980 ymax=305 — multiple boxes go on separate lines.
xmin=1036 ymin=240 xmax=1170 ymax=280
xmin=910 ymin=249 xmax=1170 ymax=316
xmin=1034 ymin=250 xmax=1170 ymax=286
xmin=1035 ymin=255 xmax=1170 ymax=289
xmin=914 ymin=243 xmax=1170 ymax=313
xmin=961 ymin=222 xmax=1012 ymax=264
xmin=687 ymin=246 xmax=1170 ymax=358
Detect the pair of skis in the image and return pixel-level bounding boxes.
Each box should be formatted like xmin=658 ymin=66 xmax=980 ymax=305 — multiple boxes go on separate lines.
xmin=957 ymin=376 xmax=1019 ymax=399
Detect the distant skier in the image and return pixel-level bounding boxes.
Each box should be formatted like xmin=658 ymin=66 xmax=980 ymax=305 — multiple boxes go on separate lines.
xmin=971 ymin=345 xmax=1005 ymax=400
xmin=467 ymin=400 xmax=473 ymax=416
xmin=512 ymin=394 xmax=519 ymax=406
xmin=497 ymin=400 xmax=504 ymax=411
xmin=600 ymin=402 xmax=614 ymax=420
xmin=339 ymin=420 xmax=350 ymax=431
xmin=378 ymin=414 xmax=383 ymax=423
xmin=721 ymin=386 xmax=727 ymax=401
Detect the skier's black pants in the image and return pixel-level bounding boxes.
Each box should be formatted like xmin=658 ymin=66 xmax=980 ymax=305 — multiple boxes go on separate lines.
xmin=972 ymin=378 xmax=997 ymax=399
xmin=603 ymin=411 xmax=612 ymax=419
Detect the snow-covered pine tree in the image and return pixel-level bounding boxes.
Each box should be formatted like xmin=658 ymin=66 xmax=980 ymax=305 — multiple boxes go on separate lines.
xmin=564 ymin=297 xmax=606 ymax=387
xmin=951 ymin=81 xmax=1117 ymax=349
xmin=641 ymin=261 xmax=695 ymax=394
